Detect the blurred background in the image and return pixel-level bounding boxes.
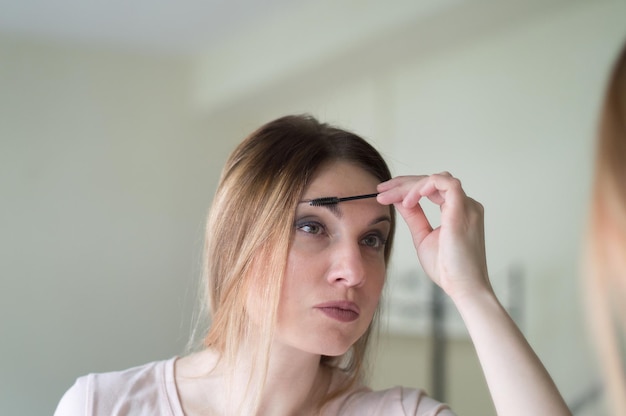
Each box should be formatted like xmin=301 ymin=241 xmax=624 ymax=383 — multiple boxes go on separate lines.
xmin=1 ymin=0 xmax=625 ymax=414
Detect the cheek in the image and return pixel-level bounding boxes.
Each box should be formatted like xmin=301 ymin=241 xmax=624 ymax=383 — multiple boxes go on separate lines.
xmin=367 ymin=253 xmax=387 ymax=280
xmin=363 ymin=259 xmax=386 ymax=301
xmin=280 ymin=248 xmax=320 ymax=302
xmin=371 ymin=274 xmax=386 ymax=302
xmin=285 ymin=240 xmax=327 ymax=277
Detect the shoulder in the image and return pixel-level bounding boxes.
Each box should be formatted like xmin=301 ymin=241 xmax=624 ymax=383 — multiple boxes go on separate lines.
xmin=327 ymin=385 xmax=456 ymax=416
xmin=54 ymin=357 xmax=183 ymax=416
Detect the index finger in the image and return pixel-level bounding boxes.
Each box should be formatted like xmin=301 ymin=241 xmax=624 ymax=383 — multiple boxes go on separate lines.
xmin=377 ymin=175 xmax=428 ymax=192
xmin=376 ymin=175 xmax=428 ymax=207
xmin=419 ymin=174 xmax=467 ymax=209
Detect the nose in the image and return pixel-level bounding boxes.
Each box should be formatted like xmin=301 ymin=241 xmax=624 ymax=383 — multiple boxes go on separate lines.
xmin=326 ymin=241 xmax=366 ymax=287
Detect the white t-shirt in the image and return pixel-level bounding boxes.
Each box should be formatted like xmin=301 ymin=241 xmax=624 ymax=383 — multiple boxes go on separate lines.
xmin=54 ymin=357 xmax=454 ymax=415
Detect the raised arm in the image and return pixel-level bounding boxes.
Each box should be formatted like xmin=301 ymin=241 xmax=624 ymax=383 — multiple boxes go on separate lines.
xmin=377 ymin=173 xmax=571 ymax=416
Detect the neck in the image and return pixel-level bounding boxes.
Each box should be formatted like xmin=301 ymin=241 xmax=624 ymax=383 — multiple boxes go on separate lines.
xmin=234 ymin=341 xmax=330 ymax=415
xmin=180 ymin=343 xmax=332 ymax=416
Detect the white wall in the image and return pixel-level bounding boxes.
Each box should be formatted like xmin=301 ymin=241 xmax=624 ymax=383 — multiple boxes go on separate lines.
xmin=1 ymin=1 xmax=625 ymax=415
xmin=379 ymin=3 xmax=625 ymax=413
xmin=0 ymin=37 xmax=236 ymax=415
xmin=389 ymin=0 xmax=624 ymax=382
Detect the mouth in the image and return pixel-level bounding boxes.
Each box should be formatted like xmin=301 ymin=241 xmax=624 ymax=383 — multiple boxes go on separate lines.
xmin=314 ymin=301 xmax=360 ymax=322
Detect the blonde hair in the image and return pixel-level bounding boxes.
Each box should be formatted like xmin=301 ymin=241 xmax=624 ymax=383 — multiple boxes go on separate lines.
xmin=200 ymin=115 xmax=395 ymax=410
xmin=587 ymin=41 xmax=626 ymax=415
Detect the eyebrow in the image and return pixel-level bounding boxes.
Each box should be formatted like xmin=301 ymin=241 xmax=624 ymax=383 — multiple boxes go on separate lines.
xmin=297 ymin=198 xmax=343 ymax=217
xmin=370 ymin=215 xmax=392 ymax=226
xmin=297 ymin=201 xmax=391 ymax=225
xmin=321 ymin=203 xmax=342 ymax=218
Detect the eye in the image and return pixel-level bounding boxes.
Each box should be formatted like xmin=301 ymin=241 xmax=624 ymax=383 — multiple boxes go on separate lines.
xmin=295 ymin=220 xmax=325 ymax=235
xmin=361 ymin=233 xmax=386 ymax=249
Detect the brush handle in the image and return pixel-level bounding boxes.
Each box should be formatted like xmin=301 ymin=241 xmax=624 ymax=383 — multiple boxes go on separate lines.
xmin=337 ymin=193 xmax=379 ymax=202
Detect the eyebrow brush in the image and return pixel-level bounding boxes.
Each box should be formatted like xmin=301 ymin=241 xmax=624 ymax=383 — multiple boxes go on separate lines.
xmin=309 ymin=193 xmax=379 ymax=207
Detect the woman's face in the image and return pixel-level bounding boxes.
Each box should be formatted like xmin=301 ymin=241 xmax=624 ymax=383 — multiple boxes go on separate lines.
xmin=276 ymin=161 xmax=391 ymax=356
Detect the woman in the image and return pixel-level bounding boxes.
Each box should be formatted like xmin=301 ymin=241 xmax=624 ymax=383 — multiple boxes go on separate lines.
xmin=55 ymin=115 xmax=569 ymax=415
xmin=586 ymin=41 xmax=626 ymax=416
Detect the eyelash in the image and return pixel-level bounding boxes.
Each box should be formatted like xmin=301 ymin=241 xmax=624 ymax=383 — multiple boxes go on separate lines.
xmin=296 ymin=221 xmax=324 ymax=235
xmin=295 ymin=220 xmax=387 ymax=250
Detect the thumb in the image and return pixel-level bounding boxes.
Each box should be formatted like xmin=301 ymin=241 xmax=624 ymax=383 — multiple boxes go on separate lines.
xmin=394 ymin=201 xmax=433 ymax=248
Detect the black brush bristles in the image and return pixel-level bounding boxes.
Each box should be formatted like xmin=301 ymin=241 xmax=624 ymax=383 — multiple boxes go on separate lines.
xmin=309 ymin=193 xmax=379 ymax=206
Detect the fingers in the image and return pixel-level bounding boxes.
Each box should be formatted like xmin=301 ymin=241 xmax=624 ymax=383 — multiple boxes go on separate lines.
xmin=377 ymin=172 xmax=466 ymax=209
xmin=395 ymin=199 xmax=434 ymax=247
xmin=378 ymin=172 xmax=488 ymax=298
xmin=376 ymin=175 xmax=426 ymax=208
xmin=377 ymin=172 xmax=475 ymax=248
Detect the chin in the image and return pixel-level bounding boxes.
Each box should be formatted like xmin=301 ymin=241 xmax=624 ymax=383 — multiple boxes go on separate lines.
xmin=277 ymin=321 xmax=370 ymax=357
xmin=311 ymin=332 xmax=362 ymax=357
xmin=280 ymin=333 xmax=354 ymax=357
xmin=318 ymin=344 xmax=352 ymax=357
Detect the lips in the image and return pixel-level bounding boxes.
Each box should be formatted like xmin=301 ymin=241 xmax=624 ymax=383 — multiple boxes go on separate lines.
xmin=314 ymin=301 xmax=360 ymax=322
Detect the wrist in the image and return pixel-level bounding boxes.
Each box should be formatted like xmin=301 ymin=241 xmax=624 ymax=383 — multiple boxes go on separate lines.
xmin=446 ymin=279 xmax=499 ymax=311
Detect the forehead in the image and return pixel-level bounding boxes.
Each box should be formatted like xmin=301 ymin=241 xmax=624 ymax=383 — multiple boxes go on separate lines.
xmin=303 ymin=161 xmax=380 ymax=199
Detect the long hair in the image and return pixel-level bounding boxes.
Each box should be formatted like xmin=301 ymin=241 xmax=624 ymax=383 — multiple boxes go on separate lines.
xmin=201 ymin=115 xmax=395 ymax=411
xmin=586 ymin=42 xmax=626 ymax=415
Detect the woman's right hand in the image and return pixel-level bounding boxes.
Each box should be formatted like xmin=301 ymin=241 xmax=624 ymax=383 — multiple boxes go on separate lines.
xmin=376 ymin=172 xmax=491 ymax=302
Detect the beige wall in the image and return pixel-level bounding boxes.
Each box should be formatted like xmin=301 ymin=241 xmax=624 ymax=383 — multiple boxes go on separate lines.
xmin=1 ymin=1 xmax=625 ymax=415
xmin=0 ymin=37 xmax=230 ymax=414
xmin=370 ymin=335 xmax=494 ymax=415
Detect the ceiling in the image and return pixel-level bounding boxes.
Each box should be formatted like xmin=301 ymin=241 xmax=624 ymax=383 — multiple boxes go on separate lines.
xmin=0 ymin=0 xmax=583 ymax=113
xmin=0 ymin=0 xmax=467 ymax=56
